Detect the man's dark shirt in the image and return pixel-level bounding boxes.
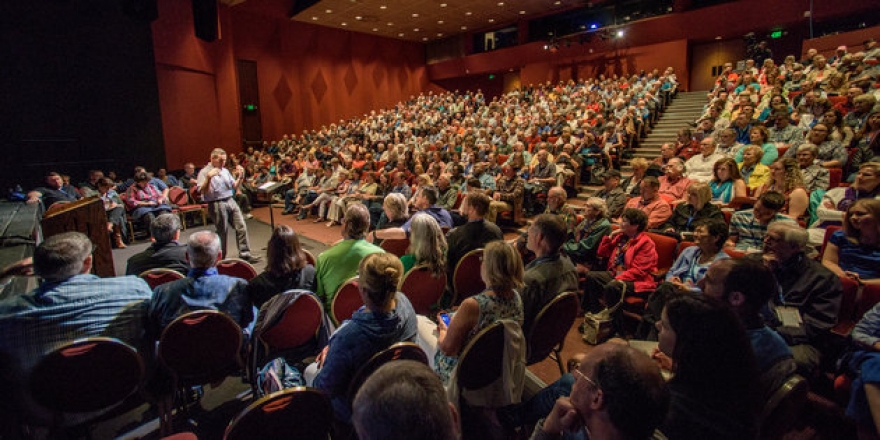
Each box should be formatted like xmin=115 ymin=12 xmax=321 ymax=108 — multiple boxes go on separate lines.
xmin=33 ymin=186 xmax=80 ymax=208
xmin=125 ymin=241 xmax=189 ymax=276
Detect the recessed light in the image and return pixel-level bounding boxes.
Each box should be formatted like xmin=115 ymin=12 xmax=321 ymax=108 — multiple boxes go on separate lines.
xmin=341 ymin=22 xmax=347 ymax=26
xmin=438 ymin=20 xmax=444 ymax=24
xmin=465 ymin=11 xmax=472 ymax=15
xmin=715 ymin=36 xmax=722 ymax=40
xmin=387 ymin=22 xmax=393 ymax=26
xmin=461 ymin=25 xmax=467 ymax=30
xmin=440 ymin=3 xmax=447 ymax=6
xmin=488 ymin=18 xmax=495 ymax=23
xmin=437 ymin=33 xmax=443 ymax=36
xmin=373 ymin=28 xmax=379 ymax=31
xmin=398 ymin=33 xmax=404 ymax=37
xmin=325 ymin=9 xmax=332 ymax=13
xmin=498 ymin=2 xmax=504 ymax=5
xmin=519 ymin=10 xmax=526 ymax=14
xmin=355 ymin=16 xmax=362 ymax=20
xmin=311 ymin=16 xmax=318 ymax=20
xmin=380 ymin=5 xmax=387 ymax=9
xmin=423 ymin=37 xmax=428 ymax=41
xmin=412 ymin=13 xmax=419 ymax=17
xmin=554 ymin=1 xmax=561 ymax=4
xmin=414 ymin=28 xmax=420 ymax=32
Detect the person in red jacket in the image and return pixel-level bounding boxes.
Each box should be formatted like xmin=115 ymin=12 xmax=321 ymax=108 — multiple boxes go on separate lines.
xmin=582 ymin=208 xmax=658 ymax=313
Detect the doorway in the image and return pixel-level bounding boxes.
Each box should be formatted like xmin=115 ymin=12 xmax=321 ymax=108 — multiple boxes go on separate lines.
xmin=689 ymin=39 xmax=745 ymax=91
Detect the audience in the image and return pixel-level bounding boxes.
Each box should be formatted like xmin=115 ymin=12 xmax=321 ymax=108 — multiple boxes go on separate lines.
xmin=593 ymin=169 xmax=627 ymax=218
xmin=26 ymin=172 xmax=82 ymax=209
xmin=794 ymin=143 xmax=831 ymax=193
xmin=0 ymin=232 xmax=151 ymax=425
xmin=521 ymin=214 xmax=578 ymax=334
xmin=399 ymin=214 xmax=447 ymax=276
xmin=709 ymin=157 xmax=748 ymax=204
xmin=562 ymin=197 xmax=612 ymax=268
xmin=148 ymin=230 xmax=253 ymax=337
xmin=315 ymin=204 xmax=384 ymax=309
xmin=307 ymin=253 xmax=418 ymax=422
xmin=749 ymin=222 xmax=842 ymax=376
xmin=125 ymin=213 xmax=189 ymax=276
xmin=623 ymin=176 xmax=672 ymax=230
xmin=353 ymin=361 xmax=460 ymax=440
xmin=684 ymin=137 xmax=724 ymax=183
xmin=755 ymin=157 xmax=809 ymax=220
xmin=727 ymin=191 xmax=798 ymax=252
xmin=661 ymin=182 xmax=724 ymax=238
xmin=821 ymin=199 xmax=880 ymax=285
xmin=657 ymin=157 xmax=692 ymax=204
xmin=246 ymin=225 xmax=317 ymax=309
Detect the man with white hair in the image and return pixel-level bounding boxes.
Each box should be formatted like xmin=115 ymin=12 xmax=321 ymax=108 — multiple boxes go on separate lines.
xmin=197 ymin=148 xmax=261 ymax=263
xmin=658 ymin=157 xmax=692 ymax=203
xmin=684 ymin=137 xmax=724 ymax=183
xmin=749 ymin=222 xmax=842 ymax=376
xmin=148 ymin=230 xmax=253 ymax=337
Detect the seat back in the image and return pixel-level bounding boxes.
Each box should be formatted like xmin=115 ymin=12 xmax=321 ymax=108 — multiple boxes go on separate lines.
xmin=189 ymin=186 xmax=204 ymax=204
xmin=158 ymin=310 xmax=243 ymax=386
xmin=644 ymin=232 xmax=677 ymax=277
xmin=829 ymin=168 xmax=842 ymax=189
xmin=139 ymin=268 xmax=185 ymax=289
xmin=30 ymin=337 xmax=144 ymax=413
xmin=527 ymin=292 xmax=579 ymax=365
xmin=331 ymin=277 xmax=363 ymax=326
xmin=676 ymin=241 xmax=696 ymax=259
xmin=818 ymin=225 xmax=842 ymax=260
xmin=452 ymin=248 xmax=486 ymax=306
xmin=303 ymin=249 xmax=317 ymax=266
xmin=759 ymin=375 xmax=809 ymax=439
xmin=217 ymin=258 xmax=258 ymax=281
xmin=260 ymin=294 xmax=324 ymax=351
xmin=457 ymin=322 xmax=505 ymax=391
xmin=224 ymin=387 xmax=332 ymax=440
xmin=399 ymin=265 xmax=447 ymax=315
xmin=379 ymin=238 xmax=410 ymax=257
xmin=168 ymin=186 xmax=189 ymax=206
xmin=857 ymin=284 xmax=880 ymax=320
xmin=346 ymin=342 xmax=427 ymax=403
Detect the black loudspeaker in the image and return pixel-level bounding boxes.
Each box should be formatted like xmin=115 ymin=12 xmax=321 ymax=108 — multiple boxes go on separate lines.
xmin=123 ymin=0 xmax=158 ymax=22
xmin=192 ymin=0 xmax=219 ymax=42
xmin=288 ymin=0 xmax=321 ymax=18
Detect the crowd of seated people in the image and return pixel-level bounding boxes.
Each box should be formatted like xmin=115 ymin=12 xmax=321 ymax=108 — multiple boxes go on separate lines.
xmin=7 ymin=42 xmax=880 ymax=438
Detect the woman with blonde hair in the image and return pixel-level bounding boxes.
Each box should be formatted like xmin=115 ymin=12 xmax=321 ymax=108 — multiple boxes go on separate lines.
xmin=621 ymin=157 xmax=649 ymax=197
xmin=756 ymin=157 xmax=809 ymax=220
xmin=822 ymin=198 xmax=880 ymax=285
xmin=400 ymin=214 xmax=447 ymax=276
xmin=430 ymin=240 xmax=524 ymax=385
xmin=662 ymin=182 xmax=725 ymax=237
xmin=739 ymin=144 xmax=771 ymax=190
xmin=309 ymin=252 xmax=418 ymax=420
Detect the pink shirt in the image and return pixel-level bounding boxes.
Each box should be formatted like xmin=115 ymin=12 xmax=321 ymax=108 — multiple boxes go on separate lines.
xmin=625 ymin=196 xmax=672 ymax=229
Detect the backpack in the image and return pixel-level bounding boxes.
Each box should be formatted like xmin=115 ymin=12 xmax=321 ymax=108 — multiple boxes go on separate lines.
xmin=255 ymin=357 xmax=305 ymax=397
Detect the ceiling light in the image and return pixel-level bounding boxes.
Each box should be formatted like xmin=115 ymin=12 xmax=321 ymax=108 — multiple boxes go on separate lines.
xmin=437 ymin=33 xmax=443 ymax=36
xmin=554 ymin=1 xmax=561 ymax=4
xmin=423 ymin=37 xmax=428 ymax=41
xmin=380 ymin=5 xmax=387 ymax=9
xmin=412 ymin=13 xmax=419 ymax=17
xmin=440 ymin=3 xmax=447 ymax=6
xmin=438 ymin=20 xmax=444 ymax=24
xmin=355 ymin=16 xmax=362 ymax=20
xmin=387 ymin=22 xmax=393 ymax=26
xmin=461 ymin=25 xmax=467 ymax=30
xmin=398 ymin=32 xmax=404 ymax=37
xmin=341 ymin=22 xmax=347 ymax=26
xmin=519 ymin=10 xmax=526 ymax=15
xmin=617 ymin=30 xmax=624 ymax=37
xmin=498 ymin=2 xmax=504 ymax=5
xmin=325 ymin=9 xmax=332 ymax=13
xmin=488 ymin=18 xmax=495 ymax=23
xmin=465 ymin=11 xmax=472 ymax=15
xmin=414 ymin=28 xmax=420 ymax=32
xmin=715 ymin=36 xmax=722 ymax=40
xmin=311 ymin=16 xmax=318 ymax=20
xmin=373 ymin=28 xmax=379 ymax=31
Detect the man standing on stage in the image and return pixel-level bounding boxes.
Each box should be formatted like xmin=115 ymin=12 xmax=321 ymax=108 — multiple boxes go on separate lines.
xmin=197 ymin=148 xmax=261 ymax=263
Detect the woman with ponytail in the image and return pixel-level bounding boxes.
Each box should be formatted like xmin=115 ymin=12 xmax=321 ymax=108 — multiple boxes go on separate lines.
xmin=309 ymin=253 xmax=418 ymax=422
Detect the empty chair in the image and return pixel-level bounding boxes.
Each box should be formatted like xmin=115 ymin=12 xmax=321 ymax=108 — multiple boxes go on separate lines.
xmin=330 ymin=277 xmax=363 ymax=326
xmin=157 ymin=310 xmax=243 ymax=435
xmin=224 ymin=387 xmax=332 ymax=440
xmin=139 ymin=268 xmax=185 ymax=289
xmin=526 ymin=292 xmax=579 ymax=375
xmin=217 ymin=258 xmax=258 ymax=281
xmin=28 ymin=337 xmax=144 ymax=434
xmin=452 ymin=248 xmax=485 ymax=306
xmin=399 ymin=265 xmax=447 ymax=315
xmin=168 ymin=186 xmax=206 ymax=228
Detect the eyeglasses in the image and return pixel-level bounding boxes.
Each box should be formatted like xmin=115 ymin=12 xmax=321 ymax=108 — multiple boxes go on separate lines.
xmin=572 ymin=368 xmax=600 ymax=389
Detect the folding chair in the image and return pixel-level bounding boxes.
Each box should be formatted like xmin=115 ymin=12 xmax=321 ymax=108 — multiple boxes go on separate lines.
xmin=399 ymin=265 xmax=447 ymax=315
xmin=224 ymin=387 xmax=332 ymax=440
xmin=140 ymin=268 xmax=185 ymax=289
xmin=217 ymin=258 xmax=258 ymax=281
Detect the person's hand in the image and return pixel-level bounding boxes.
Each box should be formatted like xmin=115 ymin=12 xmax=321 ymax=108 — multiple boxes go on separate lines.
xmin=762 ymin=253 xmax=779 ymax=270
xmin=436 ymin=311 xmax=449 ymax=332
xmin=1 ymin=257 xmax=33 ymax=279
xmin=208 ymin=168 xmax=221 ymax=178
xmin=845 ymin=271 xmax=863 ymax=285
xmin=651 ymin=347 xmax=673 ymax=371
xmin=542 ymin=397 xmax=583 ymax=435
xmin=315 ymin=345 xmax=330 ymax=368
xmin=872 ymin=341 xmax=880 ymax=352
xmin=493 ymin=192 xmax=501 ymax=201
xmin=26 ymin=196 xmax=40 ymax=205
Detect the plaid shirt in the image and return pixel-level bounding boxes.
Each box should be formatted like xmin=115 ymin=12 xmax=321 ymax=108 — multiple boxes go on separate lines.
xmin=0 ymin=274 xmax=151 ymax=425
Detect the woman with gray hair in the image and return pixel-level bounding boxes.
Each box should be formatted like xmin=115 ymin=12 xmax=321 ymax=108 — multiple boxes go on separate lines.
xmin=400 ymin=214 xmax=447 ymax=276
xmin=563 ymin=197 xmax=612 ymax=266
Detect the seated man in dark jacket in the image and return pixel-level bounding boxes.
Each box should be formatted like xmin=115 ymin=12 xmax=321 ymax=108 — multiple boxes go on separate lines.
xmin=125 ymin=213 xmax=189 ymax=276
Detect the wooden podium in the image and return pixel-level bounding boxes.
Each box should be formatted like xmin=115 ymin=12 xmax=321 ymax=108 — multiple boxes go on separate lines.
xmin=41 ymin=197 xmax=115 ymax=277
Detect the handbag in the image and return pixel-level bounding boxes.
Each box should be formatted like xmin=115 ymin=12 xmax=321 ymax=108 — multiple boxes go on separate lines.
xmin=582 ymin=280 xmax=627 ymax=345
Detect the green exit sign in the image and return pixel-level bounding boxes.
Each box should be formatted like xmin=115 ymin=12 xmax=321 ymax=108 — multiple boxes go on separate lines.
xmin=770 ymin=30 xmax=783 ymax=39
xmin=244 ymin=104 xmax=258 ymax=111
